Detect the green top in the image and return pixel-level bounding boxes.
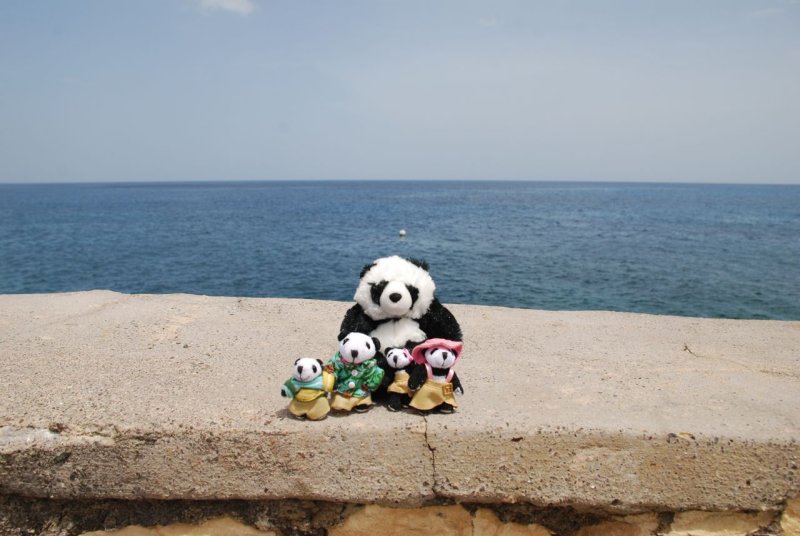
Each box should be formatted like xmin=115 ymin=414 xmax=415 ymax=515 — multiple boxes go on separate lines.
xmin=325 ymin=352 xmax=384 ymax=398
xmin=282 ymin=375 xmax=324 ymax=397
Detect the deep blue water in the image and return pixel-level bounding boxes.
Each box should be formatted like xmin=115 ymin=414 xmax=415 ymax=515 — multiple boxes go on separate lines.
xmin=0 ymin=181 xmax=798 ymax=320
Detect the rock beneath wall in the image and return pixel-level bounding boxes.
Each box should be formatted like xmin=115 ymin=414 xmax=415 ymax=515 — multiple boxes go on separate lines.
xmin=81 ymin=517 xmax=275 ymax=536
xmin=472 ymin=508 xmax=551 ymax=535
xmin=782 ymin=498 xmax=800 ymax=536
xmin=665 ymin=511 xmax=774 ymax=536
xmin=328 ymin=505 xmax=472 ymax=535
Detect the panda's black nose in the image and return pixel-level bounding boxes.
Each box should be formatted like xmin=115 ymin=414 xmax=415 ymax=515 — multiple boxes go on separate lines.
xmin=351 ymin=349 xmax=358 ymax=358
xmin=389 ymin=293 xmax=402 ymax=302
xmin=296 ymin=365 xmax=303 ymax=375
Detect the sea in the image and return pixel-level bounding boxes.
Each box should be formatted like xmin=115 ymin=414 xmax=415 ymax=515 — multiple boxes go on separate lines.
xmin=0 ymin=181 xmax=798 ymax=320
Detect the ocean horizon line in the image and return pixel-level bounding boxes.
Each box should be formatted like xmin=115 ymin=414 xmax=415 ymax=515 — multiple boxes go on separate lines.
xmin=1 ymin=178 xmax=799 ymax=188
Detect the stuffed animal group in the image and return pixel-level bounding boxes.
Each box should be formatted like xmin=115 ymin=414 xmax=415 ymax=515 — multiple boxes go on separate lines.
xmin=281 ymin=332 xmax=384 ymax=420
xmin=281 ymin=256 xmax=464 ymax=420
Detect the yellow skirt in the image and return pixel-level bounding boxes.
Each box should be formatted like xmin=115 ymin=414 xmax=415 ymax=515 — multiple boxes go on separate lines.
xmin=409 ymin=380 xmax=457 ymax=411
xmin=387 ymin=371 xmax=413 ymax=396
xmin=288 ymin=396 xmax=330 ymax=421
xmin=331 ymin=393 xmax=373 ymax=411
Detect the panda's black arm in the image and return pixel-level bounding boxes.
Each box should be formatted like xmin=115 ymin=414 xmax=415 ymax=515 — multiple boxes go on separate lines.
xmin=375 ymin=354 xmax=396 ymax=389
xmin=379 ymin=367 xmax=394 ymax=389
xmin=339 ymin=304 xmax=378 ymax=340
xmin=417 ymin=298 xmax=463 ymax=341
xmin=451 ymin=372 xmax=463 ymax=394
xmin=408 ymin=363 xmax=427 ymax=390
xmin=371 ymin=352 xmax=391 ymax=389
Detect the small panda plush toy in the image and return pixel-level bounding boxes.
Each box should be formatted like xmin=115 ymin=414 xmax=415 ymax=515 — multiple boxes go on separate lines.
xmin=408 ymin=338 xmax=464 ymax=414
xmin=379 ymin=347 xmax=416 ymax=412
xmin=281 ymin=357 xmax=335 ymax=420
xmin=326 ymin=332 xmax=385 ymax=413
xmin=340 ymin=256 xmax=462 ymax=351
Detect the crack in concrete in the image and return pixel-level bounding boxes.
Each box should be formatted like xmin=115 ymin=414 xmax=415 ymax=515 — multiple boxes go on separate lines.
xmin=682 ymin=343 xmax=701 ymax=358
xmin=682 ymin=343 xmax=795 ymax=379
xmin=421 ymin=414 xmax=437 ymax=495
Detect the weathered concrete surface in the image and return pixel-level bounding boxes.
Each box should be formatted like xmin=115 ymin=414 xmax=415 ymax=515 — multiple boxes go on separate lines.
xmin=0 ymin=291 xmax=798 ymax=513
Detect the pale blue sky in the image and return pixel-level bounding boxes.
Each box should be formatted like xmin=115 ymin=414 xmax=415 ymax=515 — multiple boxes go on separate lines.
xmin=1 ymin=0 xmax=798 ymax=183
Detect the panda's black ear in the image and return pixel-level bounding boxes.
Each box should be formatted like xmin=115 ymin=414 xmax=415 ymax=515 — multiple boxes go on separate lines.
xmin=316 ymin=359 xmax=324 ymax=366
xmin=372 ymin=337 xmax=381 ymax=352
xmin=359 ymin=262 xmax=377 ymax=279
xmin=406 ymin=258 xmax=429 ymax=271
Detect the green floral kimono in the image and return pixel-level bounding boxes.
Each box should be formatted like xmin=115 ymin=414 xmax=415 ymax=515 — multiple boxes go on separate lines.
xmin=325 ymin=353 xmax=384 ymax=398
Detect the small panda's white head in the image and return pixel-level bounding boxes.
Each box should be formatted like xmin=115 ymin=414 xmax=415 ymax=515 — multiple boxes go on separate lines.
xmin=423 ymin=347 xmax=458 ymax=369
xmin=339 ymin=332 xmax=380 ymax=365
xmin=385 ymin=347 xmax=413 ymax=369
xmin=411 ymin=338 xmax=463 ymax=370
xmin=354 ymin=256 xmax=436 ymax=321
xmin=293 ymin=357 xmax=324 ymax=382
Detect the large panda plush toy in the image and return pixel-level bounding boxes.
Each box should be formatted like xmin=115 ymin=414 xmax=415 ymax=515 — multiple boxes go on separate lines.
xmin=339 ymin=256 xmax=462 ymax=350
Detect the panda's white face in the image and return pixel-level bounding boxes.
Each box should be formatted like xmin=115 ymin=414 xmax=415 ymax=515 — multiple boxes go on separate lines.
xmin=385 ymin=347 xmax=412 ymax=369
xmin=293 ymin=357 xmax=324 ymax=382
xmin=378 ymin=280 xmax=415 ymax=317
xmin=354 ymin=256 xmax=436 ymax=321
xmin=424 ymin=347 xmax=457 ymax=369
xmin=339 ymin=332 xmax=378 ymax=365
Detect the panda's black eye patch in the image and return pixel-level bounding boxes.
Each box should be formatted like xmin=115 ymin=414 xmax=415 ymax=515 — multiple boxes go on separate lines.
xmin=406 ymin=285 xmax=419 ymax=305
xmin=312 ymin=364 xmax=318 ymax=373
xmin=343 ymin=338 xmax=349 ymax=345
xmin=366 ymin=341 xmax=371 ymax=349
xmin=370 ymin=281 xmax=388 ymax=304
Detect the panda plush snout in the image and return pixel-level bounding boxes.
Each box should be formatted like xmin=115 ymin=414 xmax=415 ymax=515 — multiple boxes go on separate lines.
xmin=339 ymin=332 xmax=380 ymax=364
xmin=379 ymin=280 xmax=413 ymax=316
xmin=425 ymin=348 xmax=456 ymax=368
xmin=293 ymin=358 xmax=323 ymax=382
xmin=386 ymin=348 xmax=412 ymax=369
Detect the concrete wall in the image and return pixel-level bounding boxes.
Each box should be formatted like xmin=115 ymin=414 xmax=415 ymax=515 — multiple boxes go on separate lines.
xmin=1 ymin=292 xmax=798 ymax=535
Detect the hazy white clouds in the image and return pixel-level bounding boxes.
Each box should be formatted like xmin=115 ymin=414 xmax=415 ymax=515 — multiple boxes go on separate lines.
xmin=194 ymin=0 xmax=255 ymax=15
xmin=748 ymin=7 xmax=786 ymax=16
xmin=749 ymin=0 xmax=800 ymax=16
xmin=1 ymin=1 xmax=798 ymax=183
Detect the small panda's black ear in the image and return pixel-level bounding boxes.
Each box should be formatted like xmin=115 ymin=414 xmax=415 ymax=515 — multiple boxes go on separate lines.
xmin=316 ymin=359 xmax=323 ymax=366
xmin=406 ymin=258 xmax=429 ymax=271
xmin=359 ymin=262 xmax=377 ymax=279
xmin=372 ymin=337 xmax=381 ymax=352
